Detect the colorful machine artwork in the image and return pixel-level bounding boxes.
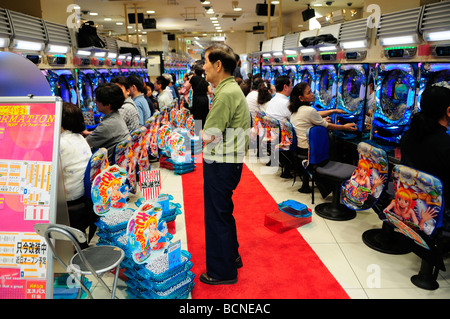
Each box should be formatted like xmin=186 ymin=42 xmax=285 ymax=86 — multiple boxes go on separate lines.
xmin=126 ymin=200 xmax=169 ymax=264
xmin=381 ymin=165 xmax=444 ymax=250
xmin=91 ymin=165 xmax=129 ymax=216
xmin=341 ymin=142 xmax=388 ymax=210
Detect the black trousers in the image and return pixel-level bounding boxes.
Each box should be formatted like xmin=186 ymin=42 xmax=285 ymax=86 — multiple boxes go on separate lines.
xmin=67 ymin=196 xmax=98 ymax=250
xmin=203 ymin=160 xmax=243 ymax=280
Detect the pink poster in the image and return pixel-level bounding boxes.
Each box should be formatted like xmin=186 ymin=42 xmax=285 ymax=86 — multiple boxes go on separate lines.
xmin=0 ymin=102 xmax=57 ymax=299
xmin=0 ymin=103 xmax=56 ymax=233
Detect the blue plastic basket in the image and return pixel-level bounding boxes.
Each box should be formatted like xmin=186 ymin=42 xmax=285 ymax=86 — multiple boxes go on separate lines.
xmin=141 ymin=272 xmax=195 ymax=299
xmin=137 ymin=250 xmax=192 ymax=282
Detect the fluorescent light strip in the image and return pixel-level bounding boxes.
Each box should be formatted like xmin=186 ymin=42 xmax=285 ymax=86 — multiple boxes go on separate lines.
xmin=48 ymin=44 xmax=69 ymax=54
xmin=380 ymin=35 xmax=416 ymax=46
xmin=425 ymin=30 xmax=450 ymax=42
xmin=340 ymin=40 xmax=367 ymax=49
xmin=14 ymin=40 xmax=44 ymax=51
xmin=300 ymin=48 xmax=315 ymax=54
xmin=318 ymin=45 xmax=337 ymax=51
xmin=76 ymin=50 xmax=91 ymax=56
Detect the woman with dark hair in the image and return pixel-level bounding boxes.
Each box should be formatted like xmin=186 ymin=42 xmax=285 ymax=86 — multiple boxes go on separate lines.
xmin=85 ymin=83 xmax=129 ymax=164
xmin=401 ymin=83 xmax=450 ymax=229
xmin=289 ymin=82 xmax=356 ymax=193
xmin=257 ymin=80 xmax=275 ymax=112
xmin=60 ymin=102 xmax=95 ymax=249
xmin=186 ymin=60 xmax=212 ymax=134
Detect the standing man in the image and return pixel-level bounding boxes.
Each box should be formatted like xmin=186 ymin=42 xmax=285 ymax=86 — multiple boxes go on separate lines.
xmin=265 ymin=75 xmax=293 ymax=122
xmin=127 ymin=74 xmax=151 ymax=126
xmin=154 ymin=75 xmax=173 ymax=109
xmin=200 ymin=43 xmax=250 ymax=285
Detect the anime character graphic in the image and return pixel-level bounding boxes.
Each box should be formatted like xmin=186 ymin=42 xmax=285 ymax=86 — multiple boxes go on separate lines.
xmin=381 ymin=165 xmax=443 ymax=250
xmin=342 ymin=143 xmax=388 ymax=210
xmin=127 ymin=201 xmax=169 ymax=264
xmin=91 ymin=165 xmax=129 ymax=216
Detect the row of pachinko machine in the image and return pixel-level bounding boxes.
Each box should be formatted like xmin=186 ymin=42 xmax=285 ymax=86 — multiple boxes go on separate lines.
xmin=249 ymin=1 xmax=450 ymax=154
xmin=42 ymin=67 xmax=149 ymax=129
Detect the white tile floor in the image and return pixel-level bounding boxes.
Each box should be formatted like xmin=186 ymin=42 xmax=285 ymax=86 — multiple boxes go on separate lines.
xmin=79 ymin=155 xmax=450 ymax=299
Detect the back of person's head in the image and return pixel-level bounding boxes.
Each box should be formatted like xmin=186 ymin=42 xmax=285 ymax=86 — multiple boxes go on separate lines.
xmin=192 ymin=60 xmax=205 ymax=76
xmin=111 ymin=76 xmax=130 ymax=90
xmin=288 ymin=82 xmax=311 ymax=114
xmin=275 ymin=75 xmax=291 ymax=93
xmin=251 ymin=76 xmax=264 ymax=91
xmin=127 ymin=74 xmax=145 ymax=93
xmin=205 ymin=43 xmax=237 ymax=75
xmin=62 ymin=102 xmax=86 ymax=133
xmin=240 ymin=79 xmax=251 ymax=96
xmin=146 ymin=81 xmax=155 ymax=93
xmin=409 ymin=82 xmax=450 ymax=137
xmin=170 ymin=73 xmax=177 ymax=84
xmin=257 ymin=80 xmax=273 ymax=105
xmin=156 ymin=75 xmax=169 ymax=90
xmin=163 ymin=73 xmax=173 ymax=84
xmin=95 ymin=83 xmax=125 ymax=111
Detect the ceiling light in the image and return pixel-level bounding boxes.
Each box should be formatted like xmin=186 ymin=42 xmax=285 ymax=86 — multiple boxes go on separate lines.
xmin=272 ymin=1 xmax=280 ymax=3
xmin=104 ymin=18 xmax=112 ymax=21
xmin=116 ymin=22 xmax=123 ymax=25
xmin=210 ymin=17 xmax=218 ymax=20
xmin=232 ymin=1 xmax=242 ymax=12
xmin=89 ymin=12 xmax=98 ymax=16
xmin=146 ymin=10 xmax=155 ymax=14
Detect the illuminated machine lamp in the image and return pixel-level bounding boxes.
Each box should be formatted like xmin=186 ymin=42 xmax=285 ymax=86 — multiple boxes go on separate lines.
xmin=372 ymin=63 xmax=418 ymax=147
xmin=46 ymin=43 xmax=69 ymax=66
xmin=334 ymin=64 xmax=368 ymax=139
xmin=340 ymin=39 xmax=369 ymax=60
xmin=314 ymin=64 xmax=338 ymax=114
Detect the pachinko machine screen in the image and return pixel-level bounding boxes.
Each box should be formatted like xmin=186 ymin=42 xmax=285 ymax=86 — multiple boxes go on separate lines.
xmin=372 ymin=63 xmax=417 ymax=145
xmin=297 ymin=65 xmax=316 ymax=93
xmin=417 ymin=63 xmax=450 ymax=111
xmin=314 ymin=64 xmax=338 ymax=111
xmin=334 ymin=64 xmax=368 ymax=138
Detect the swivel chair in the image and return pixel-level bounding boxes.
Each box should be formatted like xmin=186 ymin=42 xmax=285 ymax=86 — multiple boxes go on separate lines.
xmin=305 ymin=125 xmax=357 ymax=221
xmin=34 ymin=223 xmax=125 ymax=299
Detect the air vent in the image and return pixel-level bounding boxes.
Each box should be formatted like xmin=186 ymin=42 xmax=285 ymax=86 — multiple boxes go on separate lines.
xmin=377 ymin=6 xmax=423 ymax=39
xmin=8 ymin=9 xmax=47 ymax=43
xmin=339 ymin=18 xmax=370 ymax=43
xmin=283 ymin=33 xmax=299 ymax=50
xmin=43 ymin=20 xmax=72 ymax=47
xmin=420 ymin=1 xmax=450 ymax=34
xmin=221 ymin=12 xmax=242 ymax=19
xmin=100 ymin=35 xmax=118 ymax=53
xmin=0 ymin=8 xmax=11 ymax=38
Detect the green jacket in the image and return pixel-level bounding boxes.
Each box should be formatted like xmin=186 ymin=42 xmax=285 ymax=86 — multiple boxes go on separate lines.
xmin=203 ymin=76 xmax=250 ymax=163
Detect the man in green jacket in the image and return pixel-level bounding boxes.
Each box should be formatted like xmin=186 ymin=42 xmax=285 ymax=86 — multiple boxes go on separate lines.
xmin=200 ymin=43 xmax=250 ymax=285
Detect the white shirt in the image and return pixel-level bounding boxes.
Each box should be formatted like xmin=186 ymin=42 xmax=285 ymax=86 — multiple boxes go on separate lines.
xmin=165 ymin=87 xmax=174 ymax=103
xmin=246 ymin=90 xmax=259 ymax=117
xmin=60 ymin=130 xmax=92 ymax=201
xmin=158 ymin=89 xmax=173 ymax=108
xmin=290 ymin=105 xmax=329 ymax=149
xmin=265 ymin=93 xmax=291 ymax=122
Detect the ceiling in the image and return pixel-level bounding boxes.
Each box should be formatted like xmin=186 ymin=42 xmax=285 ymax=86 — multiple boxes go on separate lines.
xmin=74 ymin=0 xmax=365 ymax=42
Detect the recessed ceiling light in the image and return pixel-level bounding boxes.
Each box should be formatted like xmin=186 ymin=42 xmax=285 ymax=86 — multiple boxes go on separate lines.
xmin=104 ymin=18 xmax=112 ymax=21
xmin=210 ymin=17 xmax=218 ymax=20
xmin=146 ymin=10 xmax=155 ymax=14
xmin=89 ymin=12 xmax=98 ymax=16
xmin=116 ymin=22 xmax=123 ymax=25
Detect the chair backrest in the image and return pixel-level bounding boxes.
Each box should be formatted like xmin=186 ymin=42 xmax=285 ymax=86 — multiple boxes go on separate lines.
xmin=341 ymin=142 xmax=389 ymax=211
xmin=382 ymin=164 xmax=444 ymax=250
xmin=34 ymin=223 xmax=86 ymax=243
xmin=84 ymin=148 xmax=109 ymax=199
xmin=307 ymin=125 xmax=330 ymax=165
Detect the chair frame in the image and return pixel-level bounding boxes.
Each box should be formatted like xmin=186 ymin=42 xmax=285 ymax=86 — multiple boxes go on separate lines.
xmin=34 ymin=223 xmax=124 ymax=299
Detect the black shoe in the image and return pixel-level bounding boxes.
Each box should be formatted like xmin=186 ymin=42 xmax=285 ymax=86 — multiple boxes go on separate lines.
xmin=298 ymin=185 xmax=312 ymax=193
xmin=200 ymin=273 xmax=237 ymax=285
xmin=236 ymin=256 xmax=243 ymax=269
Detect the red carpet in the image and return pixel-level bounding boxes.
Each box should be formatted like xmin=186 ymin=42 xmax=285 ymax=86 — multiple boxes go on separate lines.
xmin=181 ymin=162 xmax=349 ymax=299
